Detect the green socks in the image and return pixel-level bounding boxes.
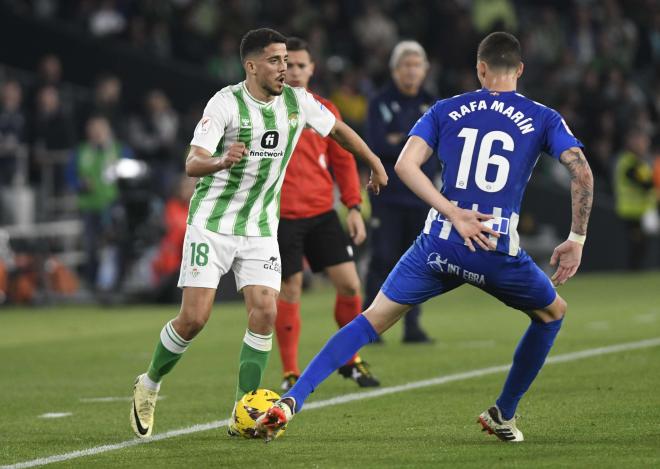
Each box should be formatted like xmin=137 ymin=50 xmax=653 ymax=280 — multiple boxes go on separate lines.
xmin=146 ymin=320 xmax=191 ymax=382
xmin=144 ymin=321 xmax=271 ymax=401
xmin=235 ymin=329 xmax=273 ymax=401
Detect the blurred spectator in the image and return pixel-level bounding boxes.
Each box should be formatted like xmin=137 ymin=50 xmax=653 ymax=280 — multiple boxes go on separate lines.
xmin=36 ymin=54 xmax=63 ymax=88
xmin=602 ymin=0 xmax=638 ymax=71
xmin=33 ymin=85 xmax=76 ymax=152
xmin=571 ymin=4 xmax=598 ymax=66
xmin=81 ymin=74 xmax=125 ymax=139
xmin=589 ymin=137 xmax=615 ymax=194
xmin=654 ymin=147 xmax=660 ymax=197
xmin=127 ymin=89 xmax=180 ymax=197
xmin=614 ymin=127 xmax=656 ymax=270
xmin=67 ymin=115 xmax=132 ymax=291
xmin=471 ymin=0 xmax=517 ymax=34
xmin=151 ymin=175 xmax=196 ymax=302
xmin=207 ymin=35 xmax=243 ymax=85
xmin=89 ymin=0 xmax=127 ymax=37
xmin=127 ymin=15 xmax=149 ymax=51
xmin=353 ymin=2 xmax=398 ymax=78
xmin=174 ymin=0 xmax=219 ymax=63
xmin=0 ymin=80 xmax=26 ymax=186
xmin=363 ymin=40 xmax=437 ymax=343
xmin=330 ymin=71 xmax=369 ymax=133
xmin=649 ymin=9 xmax=660 ymax=63
xmin=34 ymin=54 xmax=76 ymax=115
xmin=32 ymin=85 xmax=77 ymax=196
xmin=525 ymin=7 xmax=564 ymax=66
xmin=149 ymin=20 xmax=173 ymax=58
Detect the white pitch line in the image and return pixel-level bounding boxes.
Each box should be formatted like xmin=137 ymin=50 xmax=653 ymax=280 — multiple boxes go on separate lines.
xmin=38 ymin=413 xmax=72 ymax=419
xmin=3 ymin=337 xmax=660 ymax=469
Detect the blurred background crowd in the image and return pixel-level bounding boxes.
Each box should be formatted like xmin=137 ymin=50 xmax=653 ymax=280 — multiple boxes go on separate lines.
xmin=0 ymin=0 xmax=658 ymax=305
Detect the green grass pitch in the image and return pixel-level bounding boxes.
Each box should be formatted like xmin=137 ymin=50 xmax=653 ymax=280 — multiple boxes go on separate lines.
xmin=1 ymin=272 xmax=659 ymax=468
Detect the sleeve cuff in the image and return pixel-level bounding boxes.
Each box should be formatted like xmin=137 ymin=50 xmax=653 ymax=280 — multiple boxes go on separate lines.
xmin=314 ymin=113 xmax=336 ymax=138
xmin=190 ymin=139 xmax=218 ymax=156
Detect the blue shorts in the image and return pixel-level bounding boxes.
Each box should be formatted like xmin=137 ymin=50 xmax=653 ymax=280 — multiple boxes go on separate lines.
xmin=381 ymin=234 xmax=556 ymax=311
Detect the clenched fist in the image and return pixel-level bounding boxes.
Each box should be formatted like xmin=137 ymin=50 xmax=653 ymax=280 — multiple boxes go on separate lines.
xmin=218 ymin=142 xmax=248 ymax=170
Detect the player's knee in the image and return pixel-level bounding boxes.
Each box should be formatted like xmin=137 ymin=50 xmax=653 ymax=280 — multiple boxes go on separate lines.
xmin=173 ymin=313 xmax=208 ymax=340
xmin=336 ymin=279 xmax=360 ymax=297
xmin=555 ymin=296 xmax=568 ymax=319
xmin=248 ymin=294 xmax=279 ymax=326
xmin=544 ymin=296 xmax=567 ymax=322
xmin=249 ymin=304 xmax=278 ymax=326
xmin=280 ymin=278 xmax=302 ymax=303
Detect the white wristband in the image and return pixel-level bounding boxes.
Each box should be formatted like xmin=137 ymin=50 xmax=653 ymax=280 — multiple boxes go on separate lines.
xmin=568 ymin=231 xmax=586 ymax=245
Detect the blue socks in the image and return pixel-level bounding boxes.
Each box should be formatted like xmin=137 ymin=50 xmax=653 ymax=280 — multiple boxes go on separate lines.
xmin=496 ymin=317 xmax=563 ymax=420
xmin=283 ymin=313 xmax=561 ymax=418
xmin=285 ymin=314 xmax=378 ymax=411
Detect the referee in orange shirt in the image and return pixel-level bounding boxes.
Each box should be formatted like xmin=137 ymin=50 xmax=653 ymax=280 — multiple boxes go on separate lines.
xmin=275 ymin=37 xmax=379 ymax=391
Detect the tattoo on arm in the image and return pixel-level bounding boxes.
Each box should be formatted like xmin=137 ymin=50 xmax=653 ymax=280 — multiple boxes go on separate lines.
xmin=560 ymin=147 xmax=594 ymax=236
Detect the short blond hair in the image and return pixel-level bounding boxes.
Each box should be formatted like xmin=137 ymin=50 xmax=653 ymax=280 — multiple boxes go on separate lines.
xmin=389 ymin=40 xmax=428 ymax=70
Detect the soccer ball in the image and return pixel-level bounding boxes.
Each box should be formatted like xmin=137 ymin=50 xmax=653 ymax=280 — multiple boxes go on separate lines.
xmin=232 ymin=389 xmax=286 ymax=439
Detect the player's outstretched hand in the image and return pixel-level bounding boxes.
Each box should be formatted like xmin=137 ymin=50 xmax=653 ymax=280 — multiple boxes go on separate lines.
xmin=346 ymin=208 xmax=367 ymax=245
xmin=218 ymin=142 xmax=248 ymax=170
xmin=550 ymin=239 xmax=583 ymax=286
xmin=449 ymin=208 xmax=499 ymax=252
xmin=367 ymin=161 xmax=388 ymax=194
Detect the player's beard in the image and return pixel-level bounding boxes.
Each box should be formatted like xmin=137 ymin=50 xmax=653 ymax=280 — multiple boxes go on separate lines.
xmin=260 ymin=76 xmax=284 ymax=97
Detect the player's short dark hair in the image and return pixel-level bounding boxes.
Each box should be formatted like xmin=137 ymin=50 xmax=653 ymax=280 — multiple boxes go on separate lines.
xmin=286 ymin=37 xmax=311 ymax=55
xmin=477 ymin=32 xmax=521 ymax=70
xmin=286 ymin=37 xmax=313 ymax=62
xmin=240 ymin=28 xmax=287 ymax=63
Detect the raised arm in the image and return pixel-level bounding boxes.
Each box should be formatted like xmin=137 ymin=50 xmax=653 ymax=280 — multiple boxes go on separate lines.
xmin=329 ymin=119 xmax=388 ymax=193
xmin=394 ymin=136 xmax=499 ymax=252
xmin=550 ymin=146 xmax=594 ymax=285
xmin=185 ymin=143 xmax=247 ymax=178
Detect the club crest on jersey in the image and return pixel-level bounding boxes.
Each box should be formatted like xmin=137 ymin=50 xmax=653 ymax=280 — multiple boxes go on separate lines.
xmin=288 ymin=112 xmax=299 ymax=127
xmin=261 ymin=131 xmax=279 ymax=149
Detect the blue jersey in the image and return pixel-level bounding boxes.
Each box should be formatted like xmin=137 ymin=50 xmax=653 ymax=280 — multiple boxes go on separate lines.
xmin=409 ymin=88 xmax=582 ymax=256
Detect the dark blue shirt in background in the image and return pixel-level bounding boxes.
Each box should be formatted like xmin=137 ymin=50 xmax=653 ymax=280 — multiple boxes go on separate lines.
xmin=366 ymin=82 xmax=437 ymax=208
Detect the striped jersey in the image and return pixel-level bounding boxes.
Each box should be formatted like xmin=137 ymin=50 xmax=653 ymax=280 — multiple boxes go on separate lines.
xmin=188 ymin=82 xmax=336 ymax=236
xmin=409 ymin=88 xmax=582 ymax=256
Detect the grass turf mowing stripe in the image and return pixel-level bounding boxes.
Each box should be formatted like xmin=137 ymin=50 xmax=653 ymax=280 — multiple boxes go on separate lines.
xmin=4 ymin=336 xmax=660 ymax=469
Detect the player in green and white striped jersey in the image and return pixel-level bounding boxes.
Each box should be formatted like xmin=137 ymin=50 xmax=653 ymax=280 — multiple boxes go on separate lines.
xmin=130 ymin=28 xmax=388 ymax=439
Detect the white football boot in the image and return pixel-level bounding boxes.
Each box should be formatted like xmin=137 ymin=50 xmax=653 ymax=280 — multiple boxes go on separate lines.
xmin=477 ymin=405 xmax=524 ymax=442
xmin=130 ymin=374 xmax=159 ymax=438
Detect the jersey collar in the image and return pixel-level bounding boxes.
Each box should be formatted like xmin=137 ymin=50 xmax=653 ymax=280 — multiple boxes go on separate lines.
xmin=479 ymin=88 xmax=517 ymax=95
xmin=242 ymin=81 xmax=277 ymax=107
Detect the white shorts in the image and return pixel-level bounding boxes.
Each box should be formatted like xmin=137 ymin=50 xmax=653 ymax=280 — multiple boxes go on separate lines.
xmin=177 ymin=224 xmax=281 ymax=292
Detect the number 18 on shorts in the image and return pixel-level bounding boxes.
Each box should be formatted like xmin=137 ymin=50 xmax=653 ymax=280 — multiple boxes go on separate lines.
xmin=178 ymin=224 xmax=282 ymax=292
